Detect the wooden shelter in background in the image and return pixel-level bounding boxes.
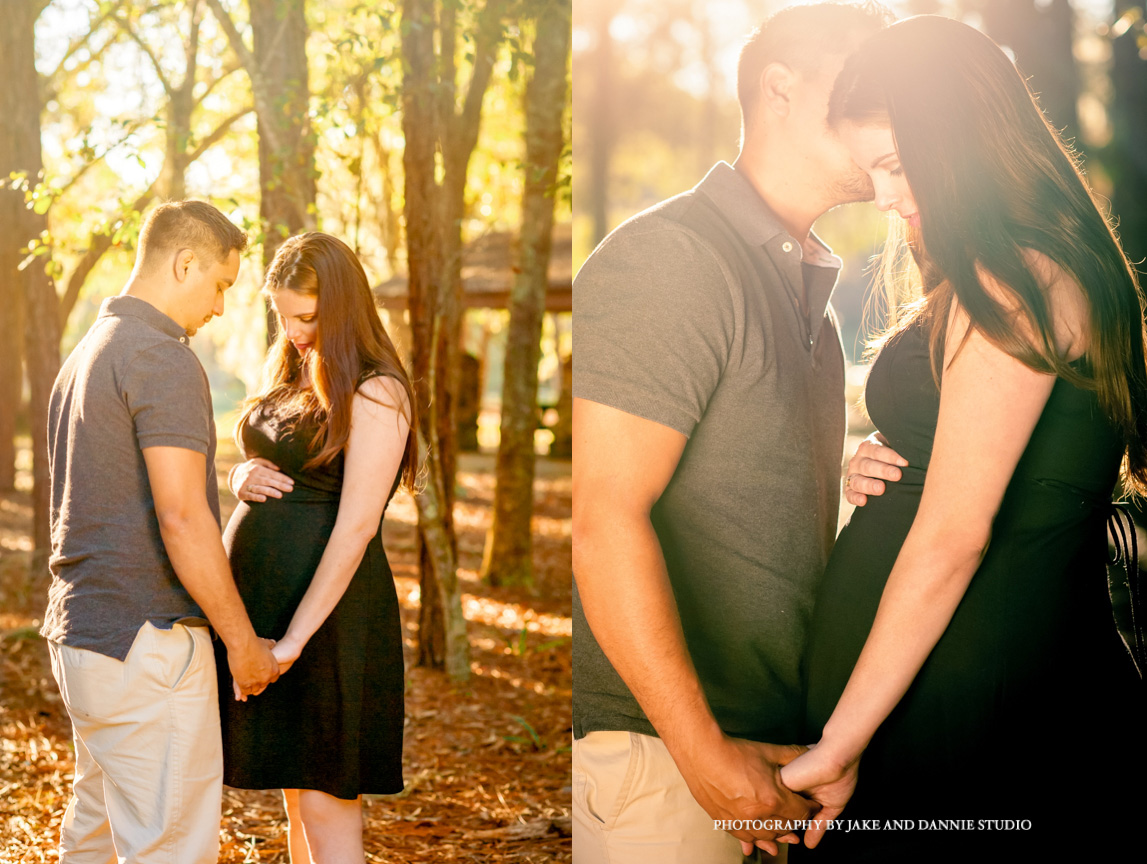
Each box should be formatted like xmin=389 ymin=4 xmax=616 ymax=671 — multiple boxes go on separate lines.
xmin=373 ymin=223 xmax=572 ymax=455
xmin=373 ymin=222 xmax=572 ymax=313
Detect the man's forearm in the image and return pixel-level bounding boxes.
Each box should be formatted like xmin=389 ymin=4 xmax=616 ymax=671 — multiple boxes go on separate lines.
xmin=574 ymin=508 xmax=724 ymax=760
xmin=157 ymin=508 xmax=260 ymax=651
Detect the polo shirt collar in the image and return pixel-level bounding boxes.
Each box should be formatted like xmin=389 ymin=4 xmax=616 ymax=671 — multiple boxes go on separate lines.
xmin=100 ymin=295 xmax=188 ymax=341
xmin=695 ymin=162 xmax=841 ymax=271
xmin=694 ymin=161 xmax=786 ymax=248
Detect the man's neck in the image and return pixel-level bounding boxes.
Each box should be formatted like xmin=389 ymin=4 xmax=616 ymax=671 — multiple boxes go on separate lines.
xmin=122 ymin=277 xmax=179 ymax=326
xmin=733 ymin=146 xmax=830 ymax=243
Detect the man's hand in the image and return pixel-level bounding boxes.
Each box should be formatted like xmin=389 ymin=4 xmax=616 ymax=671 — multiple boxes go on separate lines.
xmin=228 ymin=636 xmax=280 ymax=701
xmin=678 ymin=735 xmax=813 ymax=855
xmin=231 ymin=457 xmax=294 ymax=502
xmin=844 ymin=432 xmax=908 ymax=507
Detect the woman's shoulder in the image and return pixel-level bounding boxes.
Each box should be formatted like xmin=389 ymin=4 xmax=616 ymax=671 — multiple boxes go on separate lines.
xmin=971 ymin=249 xmax=1089 ymax=360
xmin=354 ymin=370 xmax=411 ymax=413
xmin=1023 ymin=248 xmax=1089 ymax=360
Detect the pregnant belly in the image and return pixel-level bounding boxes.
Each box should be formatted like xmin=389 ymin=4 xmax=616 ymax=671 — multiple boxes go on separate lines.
xmin=223 ymin=497 xmax=338 ymax=636
xmin=804 ymin=483 xmax=922 ymax=734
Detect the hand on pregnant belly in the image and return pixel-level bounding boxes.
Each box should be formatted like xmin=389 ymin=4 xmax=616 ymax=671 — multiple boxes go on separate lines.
xmin=232 ymin=457 xmax=295 ymax=502
xmin=845 ymin=432 xmax=908 ymax=507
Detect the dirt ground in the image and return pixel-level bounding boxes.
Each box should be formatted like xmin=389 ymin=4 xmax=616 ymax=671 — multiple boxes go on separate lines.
xmin=0 ymin=439 xmax=572 ymax=863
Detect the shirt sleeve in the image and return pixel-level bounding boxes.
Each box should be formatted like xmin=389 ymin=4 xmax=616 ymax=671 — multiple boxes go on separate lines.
xmin=573 ymin=222 xmax=736 ymax=437
xmin=121 ymin=341 xmax=213 ymax=454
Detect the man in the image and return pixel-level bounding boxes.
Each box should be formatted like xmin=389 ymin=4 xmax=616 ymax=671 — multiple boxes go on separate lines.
xmin=572 ymin=4 xmax=902 ymax=862
xmin=42 ymin=200 xmax=280 ymax=863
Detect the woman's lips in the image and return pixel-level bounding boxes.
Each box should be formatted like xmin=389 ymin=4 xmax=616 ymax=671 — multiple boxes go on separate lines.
xmin=907 ymin=213 xmax=921 ymax=228
xmin=294 ymin=342 xmax=312 ymax=353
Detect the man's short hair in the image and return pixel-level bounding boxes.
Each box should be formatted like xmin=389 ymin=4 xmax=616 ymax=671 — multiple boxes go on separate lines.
xmin=737 ymin=2 xmax=895 ymax=132
xmin=136 ymin=200 xmax=248 ymax=273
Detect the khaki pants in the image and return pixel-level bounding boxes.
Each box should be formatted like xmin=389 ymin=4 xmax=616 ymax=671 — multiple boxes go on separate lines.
xmin=48 ymin=622 xmax=223 ymax=864
xmin=574 ymin=730 xmax=769 ymax=864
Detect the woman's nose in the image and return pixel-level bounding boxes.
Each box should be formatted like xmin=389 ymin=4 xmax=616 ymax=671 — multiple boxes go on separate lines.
xmin=874 ymin=186 xmax=898 ymax=212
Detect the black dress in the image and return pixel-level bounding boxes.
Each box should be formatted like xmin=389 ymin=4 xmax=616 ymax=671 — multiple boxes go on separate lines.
xmin=216 ymin=392 xmax=405 ymax=800
xmin=799 ymin=321 xmax=1145 ymax=861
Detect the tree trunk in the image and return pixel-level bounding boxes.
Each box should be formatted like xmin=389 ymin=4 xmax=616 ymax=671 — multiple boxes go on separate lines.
xmin=584 ymin=5 xmax=616 ymax=247
xmin=159 ymin=0 xmax=202 ymax=201
xmin=370 ymin=134 xmax=401 ymax=276
xmin=400 ymin=0 xmax=447 ymax=670
xmin=251 ymin=0 xmax=315 ymax=342
xmin=482 ymin=0 xmax=570 ymax=588
xmin=401 ymin=0 xmax=506 ymax=675
xmin=2 ymin=0 xmax=60 ymax=566
xmin=413 ymin=421 xmax=469 ymax=680
xmin=0 ymin=278 xmax=22 ymax=491
xmin=971 ymin=0 xmax=1080 ymax=145
xmin=551 ymin=348 xmax=572 ymax=458
xmin=250 ymin=0 xmax=316 ymax=268
xmin=206 ymin=0 xmax=315 ymax=341
xmin=0 ymin=98 xmax=27 ymax=491
xmin=1107 ymin=3 xmax=1147 ymax=270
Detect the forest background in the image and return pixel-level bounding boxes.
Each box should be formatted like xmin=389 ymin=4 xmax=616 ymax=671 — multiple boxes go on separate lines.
xmin=1 ymin=0 xmax=572 ymax=861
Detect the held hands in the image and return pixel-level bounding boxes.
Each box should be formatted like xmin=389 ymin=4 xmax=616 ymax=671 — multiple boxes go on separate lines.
xmin=775 ymin=742 xmax=861 ymax=850
xmin=679 ymin=735 xmax=812 ymax=856
xmin=230 ymin=457 xmax=294 ymax=503
xmin=229 ymin=636 xmax=280 ymax=702
xmin=230 ymin=637 xmax=304 ymax=700
xmin=844 ymin=432 xmax=908 ymax=508
xmin=270 ymin=636 xmax=303 ymax=676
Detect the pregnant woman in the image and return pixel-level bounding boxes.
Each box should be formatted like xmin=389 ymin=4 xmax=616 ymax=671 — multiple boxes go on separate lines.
xmin=780 ymin=16 xmax=1147 ymax=861
xmin=217 ymin=232 xmax=417 ymax=862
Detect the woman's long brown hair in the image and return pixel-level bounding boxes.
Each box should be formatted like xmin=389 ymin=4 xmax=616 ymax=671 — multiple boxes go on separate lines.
xmin=831 ymin=15 xmax=1147 ymax=494
xmin=237 ymin=232 xmax=419 ymax=489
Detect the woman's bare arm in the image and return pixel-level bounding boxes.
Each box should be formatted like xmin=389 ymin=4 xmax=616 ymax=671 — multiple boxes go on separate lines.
xmin=779 ymin=285 xmax=1083 ymax=845
xmin=272 ymin=377 xmax=410 ymax=669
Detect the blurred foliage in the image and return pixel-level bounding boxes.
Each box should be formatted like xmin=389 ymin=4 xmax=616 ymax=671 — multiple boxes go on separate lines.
xmin=21 ymin=0 xmax=568 ymax=415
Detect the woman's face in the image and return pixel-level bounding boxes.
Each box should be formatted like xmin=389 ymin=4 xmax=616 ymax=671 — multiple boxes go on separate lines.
xmin=842 ymin=122 xmax=920 ymax=228
xmin=271 ymin=289 xmax=319 ymax=357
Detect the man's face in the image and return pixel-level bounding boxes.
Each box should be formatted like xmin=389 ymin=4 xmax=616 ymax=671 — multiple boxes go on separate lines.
xmin=788 ymin=58 xmax=874 ymax=205
xmin=182 ymin=249 xmax=240 ymax=336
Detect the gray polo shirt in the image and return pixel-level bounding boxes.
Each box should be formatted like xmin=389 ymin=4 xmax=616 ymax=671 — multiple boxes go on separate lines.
xmin=42 ymin=295 xmax=219 ymax=661
xmin=573 ymin=162 xmax=846 ymax=743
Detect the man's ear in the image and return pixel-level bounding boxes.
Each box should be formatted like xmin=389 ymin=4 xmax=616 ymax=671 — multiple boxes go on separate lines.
xmin=172 ymin=248 xmax=195 ymax=283
xmin=759 ymin=62 xmax=796 ymax=119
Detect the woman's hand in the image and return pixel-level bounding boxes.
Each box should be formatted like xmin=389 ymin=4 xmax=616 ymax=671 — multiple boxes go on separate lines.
xmin=844 ymin=432 xmax=908 ymax=507
xmin=230 ymin=457 xmax=294 ymax=502
xmin=270 ymin=636 xmax=303 ymax=676
xmin=778 ymin=743 xmax=860 ymax=849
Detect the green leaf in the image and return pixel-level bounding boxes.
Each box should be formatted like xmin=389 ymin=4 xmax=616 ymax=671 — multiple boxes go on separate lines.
xmin=508 ymin=715 xmax=545 ymax=750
